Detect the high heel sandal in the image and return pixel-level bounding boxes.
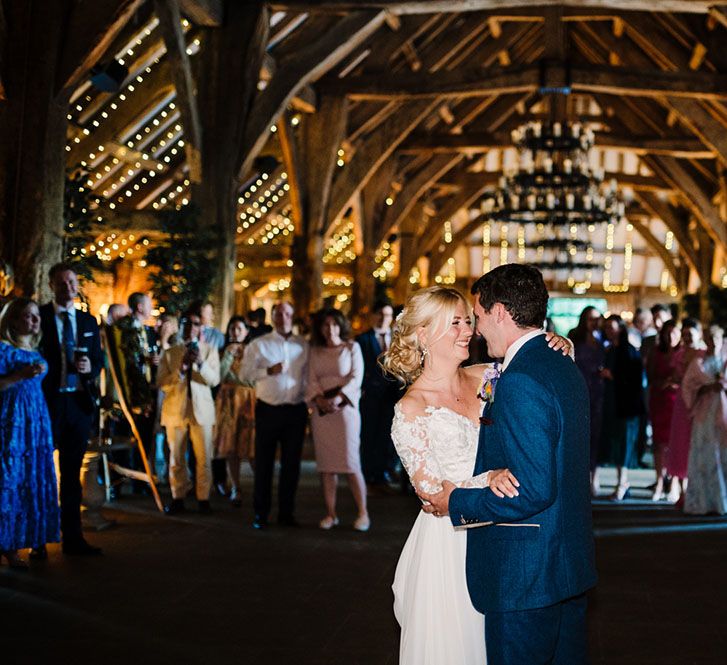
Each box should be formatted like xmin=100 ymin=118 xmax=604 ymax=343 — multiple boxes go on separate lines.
xmin=610 ymin=484 xmax=630 ymax=501
xmin=1 ymin=550 xmax=29 ymax=570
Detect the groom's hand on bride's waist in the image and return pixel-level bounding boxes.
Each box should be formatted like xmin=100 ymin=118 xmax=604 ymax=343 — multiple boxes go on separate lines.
xmin=419 ymin=480 xmax=456 ymax=517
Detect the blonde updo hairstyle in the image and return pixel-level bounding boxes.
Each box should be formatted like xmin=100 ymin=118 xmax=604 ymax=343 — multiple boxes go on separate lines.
xmin=381 ymin=286 xmax=471 ymax=384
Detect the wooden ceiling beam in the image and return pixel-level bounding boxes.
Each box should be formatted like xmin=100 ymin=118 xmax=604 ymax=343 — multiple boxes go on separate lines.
xmin=374 ymin=153 xmax=463 ymax=247
xmin=154 ymin=0 xmax=202 ymax=182
xmin=326 ymin=98 xmax=439 ymax=233
xmin=267 ymin=2 xmax=721 ymax=15
xmin=634 ymin=191 xmax=699 ymax=272
xmin=325 ymin=63 xmax=727 ymax=101
xmin=56 ymin=0 xmax=145 ymax=97
xmin=178 ymin=0 xmax=222 ymax=26
xmin=237 ymin=10 xmax=388 ymax=182
xmin=647 ymin=155 xmax=727 ymax=247
xmin=399 ymin=131 xmax=714 ymax=158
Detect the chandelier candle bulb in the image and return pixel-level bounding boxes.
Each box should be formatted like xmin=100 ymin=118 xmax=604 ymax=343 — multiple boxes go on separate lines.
xmin=583 ymin=195 xmax=592 ymax=210
xmin=553 ymin=122 xmax=562 ymax=137
xmin=511 ymin=194 xmax=520 ymax=209
xmin=546 ymin=193 xmax=555 ymax=209
xmin=527 ymin=194 xmax=537 ymax=210
xmin=533 ymin=122 xmax=542 ymax=137
xmin=544 ymin=157 xmax=553 ymax=173
xmin=572 ymin=123 xmax=581 ymax=137
xmin=563 ymin=159 xmax=572 ymax=174
xmin=566 ymin=193 xmax=575 ymax=209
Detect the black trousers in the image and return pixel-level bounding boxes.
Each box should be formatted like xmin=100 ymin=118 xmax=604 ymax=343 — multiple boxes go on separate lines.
xmin=47 ymin=392 xmax=94 ymax=544
xmin=253 ymin=401 xmax=307 ymax=520
xmin=359 ymin=391 xmax=397 ymax=484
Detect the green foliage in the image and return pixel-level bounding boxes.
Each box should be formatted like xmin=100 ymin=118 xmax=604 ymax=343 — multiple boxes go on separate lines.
xmin=63 ymin=170 xmax=109 ymax=280
xmin=144 ymin=204 xmax=223 ymax=314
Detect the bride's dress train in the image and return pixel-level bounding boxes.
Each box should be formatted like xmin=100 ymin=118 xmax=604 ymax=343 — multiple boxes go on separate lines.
xmin=391 ymin=404 xmax=490 ymax=665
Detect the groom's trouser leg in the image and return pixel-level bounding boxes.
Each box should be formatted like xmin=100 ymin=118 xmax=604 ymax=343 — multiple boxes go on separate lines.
xmin=552 ymin=594 xmax=589 ymax=665
xmin=485 ymin=595 xmax=589 ymax=665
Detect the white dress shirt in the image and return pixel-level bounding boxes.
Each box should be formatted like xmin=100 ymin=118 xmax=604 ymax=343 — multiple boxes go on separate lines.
xmin=502 ymin=329 xmax=545 ymax=371
xmin=242 ymin=330 xmax=309 ymax=405
xmin=373 ymin=327 xmax=391 ymax=352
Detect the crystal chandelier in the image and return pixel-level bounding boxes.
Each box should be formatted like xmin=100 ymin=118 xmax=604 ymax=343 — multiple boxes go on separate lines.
xmin=481 ymin=120 xmax=625 ymax=227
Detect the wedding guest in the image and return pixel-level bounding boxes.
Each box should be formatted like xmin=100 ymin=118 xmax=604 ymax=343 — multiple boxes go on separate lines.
xmin=647 ymin=320 xmax=681 ymax=500
xmin=356 ymin=300 xmax=401 ymax=491
xmin=157 ymin=313 xmax=179 ymax=350
xmin=242 ymin=301 xmax=308 ymax=529
xmin=628 ymin=308 xmax=655 ymax=350
xmin=39 ymin=264 xmax=103 ymax=556
xmin=306 ymin=308 xmax=369 ymax=531
xmin=568 ymin=306 xmax=605 ymax=495
xmin=600 ymin=315 xmax=645 ymax=501
xmin=682 ymin=325 xmax=727 ymax=515
xmin=641 ymin=304 xmax=672 ymax=363
xmin=115 ymin=293 xmax=159 ymax=461
xmin=0 ymin=299 xmax=60 ymax=568
xmin=214 ymin=316 xmax=256 ymax=507
xmin=246 ymin=307 xmax=272 ymax=343
xmin=199 ymin=301 xmax=225 ymax=352
xmin=106 ymin=303 xmax=129 ymax=325
xmin=157 ymin=307 xmax=220 ymax=514
xmin=666 ymin=318 xmax=705 ymax=503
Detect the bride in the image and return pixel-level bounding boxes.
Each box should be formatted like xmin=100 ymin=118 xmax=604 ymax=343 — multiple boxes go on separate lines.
xmin=381 ymin=285 xmax=571 ymax=665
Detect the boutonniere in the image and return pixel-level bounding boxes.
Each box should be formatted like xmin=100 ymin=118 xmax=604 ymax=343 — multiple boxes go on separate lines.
xmin=477 ymin=362 xmax=502 ymax=407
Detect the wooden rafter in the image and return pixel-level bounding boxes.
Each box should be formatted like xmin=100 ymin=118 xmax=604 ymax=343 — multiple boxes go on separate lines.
xmin=633 ymin=191 xmax=699 ymax=274
xmin=154 ymin=0 xmax=202 ymax=182
xmin=268 ymin=2 xmax=724 ymax=15
xmin=399 ymin=131 xmax=713 ymax=158
xmin=56 ymin=0 xmax=145 ymax=97
xmin=178 ymin=0 xmax=222 ymax=26
xmin=326 ymin=98 xmax=438 ymax=233
xmin=374 ymin=153 xmax=463 ymax=247
xmin=325 ymin=63 xmax=727 ymax=101
xmin=236 ymin=10 xmax=388 ymax=182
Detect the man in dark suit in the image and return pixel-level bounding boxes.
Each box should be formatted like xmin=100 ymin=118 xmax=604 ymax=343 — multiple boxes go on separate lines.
xmin=356 ymin=301 xmax=401 ymax=489
xmin=39 ymin=263 xmax=104 ymax=556
xmin=423 ymin=264 xmax=597 ymax=664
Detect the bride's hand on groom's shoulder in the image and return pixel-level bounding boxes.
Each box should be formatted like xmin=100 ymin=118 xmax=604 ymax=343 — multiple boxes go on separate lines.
xmin=488 ymin=469 xmax=520 ymax=499
xmin=419 ymin=480 xmax=456 ymax=517
xmin=545 ymin=332 xmax=574 ymax=357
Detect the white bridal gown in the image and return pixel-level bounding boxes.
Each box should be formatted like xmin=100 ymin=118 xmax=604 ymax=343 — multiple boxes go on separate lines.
xmin=391 ymin=403 xmax=491 ymax=665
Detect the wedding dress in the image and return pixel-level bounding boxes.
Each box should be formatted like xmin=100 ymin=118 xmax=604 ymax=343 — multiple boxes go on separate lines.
xmin=391 ymin=403 xmax=491 ymax=665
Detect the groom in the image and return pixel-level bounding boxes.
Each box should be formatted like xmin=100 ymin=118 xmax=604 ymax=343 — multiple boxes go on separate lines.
xmin=422 ymin=264 xmax=597 ymax=664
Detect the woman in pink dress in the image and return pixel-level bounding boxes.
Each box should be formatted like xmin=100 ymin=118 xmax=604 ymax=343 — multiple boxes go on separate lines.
xmin=647 ymin=320 xmax=681 ymax=501
xmin=666 ymin=318 xmax=705 ymax=503
xmin=306 ymin=308 xmax=368 ymax=531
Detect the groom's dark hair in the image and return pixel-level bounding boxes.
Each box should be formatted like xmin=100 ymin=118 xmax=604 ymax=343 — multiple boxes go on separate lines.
xmin=471 ymin=264 xmax=548 ymax=329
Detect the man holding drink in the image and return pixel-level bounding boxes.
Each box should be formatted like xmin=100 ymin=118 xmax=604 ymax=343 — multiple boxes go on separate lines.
xmin=39 ymin=263 xmax=104 ymax=556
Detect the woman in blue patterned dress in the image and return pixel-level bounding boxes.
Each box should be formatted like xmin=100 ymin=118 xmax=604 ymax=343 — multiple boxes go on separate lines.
xmin=0 ymin=298 xmax=60 ymax=568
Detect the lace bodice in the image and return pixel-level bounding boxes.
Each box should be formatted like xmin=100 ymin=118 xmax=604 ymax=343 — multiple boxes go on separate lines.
xmin=391 ymin=404 xmax=490 ymax=494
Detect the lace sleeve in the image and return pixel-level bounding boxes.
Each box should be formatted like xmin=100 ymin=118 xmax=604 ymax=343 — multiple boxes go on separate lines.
xmin=391 ymin=410 xmax=445 ymax=494
xmin=460 ymin=472 xmax=491 ymax=489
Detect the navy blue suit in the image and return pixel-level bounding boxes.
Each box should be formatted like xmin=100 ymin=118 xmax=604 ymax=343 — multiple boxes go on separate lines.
xmin=449 ymin=335 xmax=597 ymax=664
xmin=356 ymin=329 xmax=401 ymax=483
xmin=39 ymin=303 xmax=102 ymax=544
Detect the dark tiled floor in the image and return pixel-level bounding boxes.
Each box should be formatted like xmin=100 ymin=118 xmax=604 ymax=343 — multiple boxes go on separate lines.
xmin=2 ymin=466 xmax=726 ymax=665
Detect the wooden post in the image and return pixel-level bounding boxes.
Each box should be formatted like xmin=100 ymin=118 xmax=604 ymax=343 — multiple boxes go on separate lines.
xmin=350 ymin=158 xmax=396 ymax=316
xmin=290 ymin=95 xmax=348 ymax=318
xmin=192 ymin=2 xmax=269 ymax=325
xmin=0 ymin=0 xmax=142 ymax=299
